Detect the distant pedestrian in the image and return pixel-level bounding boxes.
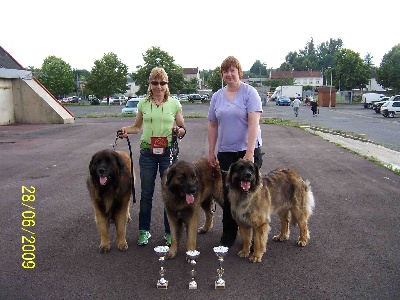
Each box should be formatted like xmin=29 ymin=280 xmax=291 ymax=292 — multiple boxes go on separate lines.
xmin=292 ymin=97 xmax=301 ymax=117
xmin=311 ymin=99 xmax=318 ymax=117
xmin=305 ymin=95 xmax=310 ymax=106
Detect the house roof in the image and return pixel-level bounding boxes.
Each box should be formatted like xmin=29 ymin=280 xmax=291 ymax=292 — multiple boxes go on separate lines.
xmin=0 ymin=46 xmax=24 ymax=70
xmin=270 ymin=70 xmax=322 ymax=79
xmin=183 ymin=68 xmax=198 ymax=75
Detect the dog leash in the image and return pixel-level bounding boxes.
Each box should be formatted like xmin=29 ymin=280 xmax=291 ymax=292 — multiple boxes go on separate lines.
xmin=170 ymin=127 xmax=179 ymax=165
xmin=113 ymin=130 xmax=136 ymax=203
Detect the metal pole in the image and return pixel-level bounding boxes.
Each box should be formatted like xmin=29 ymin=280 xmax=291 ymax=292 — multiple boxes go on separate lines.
xmin=329 ymin=70 xmax=332 ymax=108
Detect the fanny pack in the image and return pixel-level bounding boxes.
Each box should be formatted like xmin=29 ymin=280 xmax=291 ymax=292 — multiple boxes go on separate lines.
xmin=150 ymin=136 xmax=168 ymax=155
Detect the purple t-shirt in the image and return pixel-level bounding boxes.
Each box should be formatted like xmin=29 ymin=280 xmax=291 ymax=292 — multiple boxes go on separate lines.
xmin=208 ymin=82 xmax=263 ymax=152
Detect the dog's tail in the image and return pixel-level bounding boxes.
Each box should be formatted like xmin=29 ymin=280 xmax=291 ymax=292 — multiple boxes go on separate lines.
xmin=303 ymin=179 xmax=315 ymax=217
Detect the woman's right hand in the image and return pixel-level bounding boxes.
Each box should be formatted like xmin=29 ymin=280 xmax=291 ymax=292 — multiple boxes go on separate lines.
xmin=119 ymin=127 xmax=129 ymax=138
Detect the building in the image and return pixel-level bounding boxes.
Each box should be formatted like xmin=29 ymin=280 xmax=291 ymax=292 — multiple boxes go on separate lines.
xmin=270 ymin=70 xmax=323 ymax=87
xmin=0 ymin=46 xmax=74 ymax=125
xmin=183 ymin=68 xmax=201 ymax=89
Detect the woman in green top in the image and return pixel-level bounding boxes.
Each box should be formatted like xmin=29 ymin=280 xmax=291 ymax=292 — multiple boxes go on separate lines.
xmin=119 ymin=67 xmax=186 ymax=246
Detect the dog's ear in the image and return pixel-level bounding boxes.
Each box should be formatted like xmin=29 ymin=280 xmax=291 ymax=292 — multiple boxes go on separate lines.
xmin=226 ymin=161 xmax=237 ymax=187
xmin=114 ymin=151 xmax=127 ymax=175
xmin=166 ymin=165 xmax=176 ymax=187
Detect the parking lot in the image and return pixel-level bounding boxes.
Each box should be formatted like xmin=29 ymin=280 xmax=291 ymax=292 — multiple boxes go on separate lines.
xmin=1 ymin=112 xmax=399 ymax=299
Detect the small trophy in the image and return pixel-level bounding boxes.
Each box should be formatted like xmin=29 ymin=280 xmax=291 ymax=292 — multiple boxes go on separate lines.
xmin=154 ymin=245 xmax=169 ymax=289
xmin=186 ymin=250 xmax=200 ymax=289
xmin=213 ymin=246 xmax=229 ymax=289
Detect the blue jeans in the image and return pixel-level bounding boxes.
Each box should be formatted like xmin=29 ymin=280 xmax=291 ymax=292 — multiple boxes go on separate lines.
xmin=138 ymin=148 xmax=171 ymax=234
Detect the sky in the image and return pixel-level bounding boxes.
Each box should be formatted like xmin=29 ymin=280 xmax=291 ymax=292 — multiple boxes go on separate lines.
xmin=2 ymin=0 xmax=398 ymax=73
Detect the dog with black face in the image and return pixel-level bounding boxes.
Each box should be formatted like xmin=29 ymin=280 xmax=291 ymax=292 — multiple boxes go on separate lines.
xmin=161 ymin=158 xmax=223 ymax=259
xmin=227 ymin=159 xmax=315 ymax=263
xmin=87 ymin=149 xmax=134 ymax=253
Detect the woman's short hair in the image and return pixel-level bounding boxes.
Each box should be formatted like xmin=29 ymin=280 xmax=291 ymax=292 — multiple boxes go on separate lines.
xmin=147 ymin=67 xmax=170 ymax=101
xmin=220 ymin=56 xmax=243 ymax=79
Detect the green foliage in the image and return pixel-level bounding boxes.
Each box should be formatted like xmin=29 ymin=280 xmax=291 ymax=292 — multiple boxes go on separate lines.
xmin=376 ymin=44 xmax=400 ymax=93
xmin=334 ymin=49 xmax=369 ymax=90
xmin=269 ymin=78 xmax=295 ymax=89
xmin=207 ymin=67 xmax=224 ymax=92
xmin=199 ymin=69 xmax=213 ymax=88
xmin=132 ymin=46 xmax=185 ymax=95
xmin=37 ymin=56 xmax=75 ymax=98
xmin=85 ymin=53 xmax=128 ymax=102
xmin=249 ymin=60 xmax=268 ymax=76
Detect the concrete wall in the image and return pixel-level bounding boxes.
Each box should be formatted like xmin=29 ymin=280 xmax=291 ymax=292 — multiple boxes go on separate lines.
xmin=1 ymin=78 xmax=74 ymax=125
xmin=0 ymin=78 xmax=15 ymax=124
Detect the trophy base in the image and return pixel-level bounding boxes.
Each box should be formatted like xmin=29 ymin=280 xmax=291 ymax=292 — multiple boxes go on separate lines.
xmin=157 ymin=280 xmax=168 ymax=289
xmin=189 ymin=283 xmax=198 ymax=290
xmin=215 ymin=282 xmax=226 ymax=289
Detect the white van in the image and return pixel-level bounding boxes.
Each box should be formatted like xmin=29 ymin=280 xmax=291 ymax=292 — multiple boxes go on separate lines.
xmin=362 ymin=93 xmax=386 ymax=108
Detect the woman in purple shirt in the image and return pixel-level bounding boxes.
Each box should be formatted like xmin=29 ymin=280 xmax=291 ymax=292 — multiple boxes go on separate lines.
xmin=208 ymin=56 xmax=264 ymax=247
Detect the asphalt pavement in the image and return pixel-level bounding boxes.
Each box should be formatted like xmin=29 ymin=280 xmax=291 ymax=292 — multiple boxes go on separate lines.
xmin=0 ymin=114 xmax=399 ymax=299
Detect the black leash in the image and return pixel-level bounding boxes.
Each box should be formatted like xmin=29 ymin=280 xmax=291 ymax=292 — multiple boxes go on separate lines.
xmin=170 ymin=127 xmax=179 ymax=165
xmin=113 ymin=130 xmax=136 ymax=203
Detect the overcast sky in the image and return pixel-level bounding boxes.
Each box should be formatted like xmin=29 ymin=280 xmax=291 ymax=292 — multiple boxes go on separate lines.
xmin=2 ymin=0 xmax=398 ymax=73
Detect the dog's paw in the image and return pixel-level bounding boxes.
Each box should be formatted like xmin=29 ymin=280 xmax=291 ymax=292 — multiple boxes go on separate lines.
xmin=198 ymin=225 xmax=209 ymax=234
xmin=249 ymin=254 xmax=263 ymax=263
xmin=273 ymin=234 xmax=288 ymax=242
xmin=99 ymin=244 xmax=111 ymax=253
xmin=297 ymin=240 xmax=307 ymax=247
xmin=166 ymin=250 xmax=177 ymax=260
xmin=238 ymin=250 xmax=250 ymax=258
xmin=117 ymin=242 xmax=128 ymax=251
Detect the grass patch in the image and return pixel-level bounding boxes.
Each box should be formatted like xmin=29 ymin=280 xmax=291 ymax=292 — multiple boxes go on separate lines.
xmin=85 ymin=112 xmax=133 ymax=118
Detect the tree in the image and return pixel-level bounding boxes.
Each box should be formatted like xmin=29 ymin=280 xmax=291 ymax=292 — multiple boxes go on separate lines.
xmin=85 ymin=53 xmax=128 ymax=103
xmin=333 ymin=49 xmax=370 ymax=90
xmin=249 ymin=60 xmax=267 ymax=77
xmin=132 ymin=46 xmax=185 ymax=95
xmin=376 ymin=44 xmax=400 ymax=93
xmin=37 ymin=56 xmax=75 ymax=98
xmin=207 ymin=67 xmax=224 ymax=92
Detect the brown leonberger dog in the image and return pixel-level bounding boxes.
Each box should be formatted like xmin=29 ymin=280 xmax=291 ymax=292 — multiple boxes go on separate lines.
xmin=227 ymin=159 xmax=315 ymax=263
xmin=87 ymin=149 xmax=134 ymax=253
xmin=161 ymin=158 xmax=223 ymax=259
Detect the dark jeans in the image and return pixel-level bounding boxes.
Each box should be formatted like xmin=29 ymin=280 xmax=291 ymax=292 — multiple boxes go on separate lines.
xmin=217 ymin=147 xmax=264 ymax=246
xmin=138 ymin=148 xmax=171 ymax=234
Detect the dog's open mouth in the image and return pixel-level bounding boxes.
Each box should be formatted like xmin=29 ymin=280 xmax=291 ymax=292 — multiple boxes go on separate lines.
xmin=241 ymin=181 xmax=251 ymax=191
xmin=99 ymin=176 xmax=108 ymax=186
xmin=186 ymin=194 xmax=195 ymax=204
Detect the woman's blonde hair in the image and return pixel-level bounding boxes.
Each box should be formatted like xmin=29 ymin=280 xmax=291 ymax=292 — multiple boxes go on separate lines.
xmin=147 ymin=67 xmax=170 ymax=102
xmin=220 ymin=56 xmax=243 ymax=79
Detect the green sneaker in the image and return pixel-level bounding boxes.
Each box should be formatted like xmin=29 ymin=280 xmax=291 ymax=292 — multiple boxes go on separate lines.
xmin=164 ymin=233 xmax=171 ymax=246
xmin=137 ymin=230 xmax=151 ymax=246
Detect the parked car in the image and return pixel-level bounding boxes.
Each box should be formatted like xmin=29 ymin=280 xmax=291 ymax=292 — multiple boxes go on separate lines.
xmin=188 ymin=94 xmax=203 ymax=103
xmin=372 ymin=97 xmax=390 ymax=113
xmin=121 ymin=99 xmax=140 ymax=114
xmin=90 ymin=98 xmax=100 ymax=105
xmin=70 ymin=96 xmax=80 ymax=103
xmin=201 ymin=94 xmax=209 ymax=100
xmin=276 ymin=96 xmax=291 ymax=106
xmin=381 ymin=100 xmax=400 ymax=118
xmin=179 ymin=94 xmax=188 ymax=101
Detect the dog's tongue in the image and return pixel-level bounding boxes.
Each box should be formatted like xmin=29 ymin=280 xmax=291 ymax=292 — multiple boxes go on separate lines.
xmin=186 ymin=194 xmax=195 ymax=204
xmin=241 ymin=181 xmax=251 ymax=191
xmin=100 ymin=176 xmax=107 ymax=185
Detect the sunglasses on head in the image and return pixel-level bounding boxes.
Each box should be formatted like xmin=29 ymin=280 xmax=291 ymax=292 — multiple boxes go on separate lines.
xmin=150 ymin=81 xmax=168 ymax=86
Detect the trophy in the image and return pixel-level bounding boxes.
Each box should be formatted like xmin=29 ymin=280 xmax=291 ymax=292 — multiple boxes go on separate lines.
xmin=154 ymin=245 xmax=169 ymax=289
xmin=186 ymin=250 xmax=200 ymax=289
xmin=213 ymin=246 xmax=228 ymax=289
